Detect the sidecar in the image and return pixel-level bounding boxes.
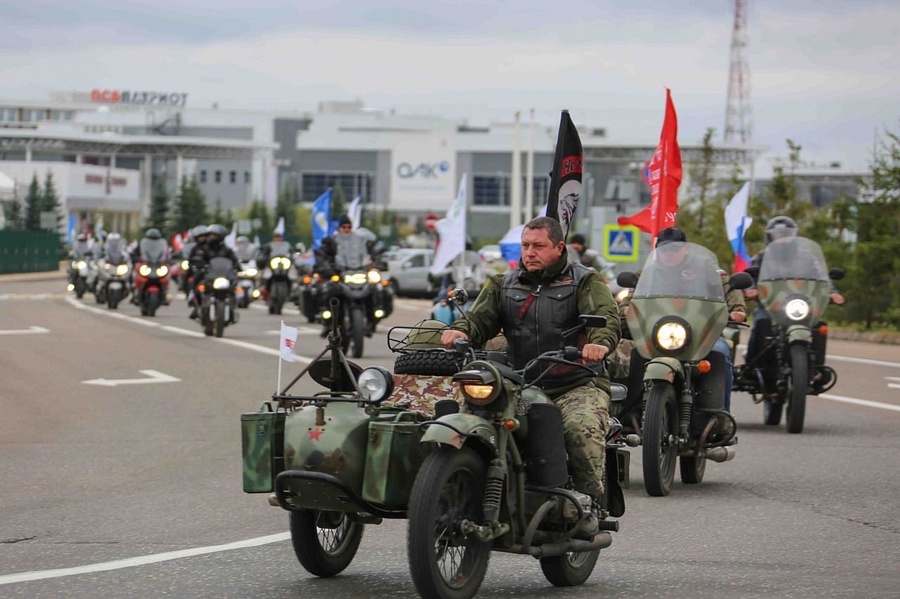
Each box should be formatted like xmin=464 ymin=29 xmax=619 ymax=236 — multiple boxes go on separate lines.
xmin=241 ymin=317 xmax=461 ymax=577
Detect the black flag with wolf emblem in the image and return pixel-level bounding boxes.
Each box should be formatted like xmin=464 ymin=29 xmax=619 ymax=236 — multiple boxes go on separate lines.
xmin=545 ymin=110 xmax=583 ymax=242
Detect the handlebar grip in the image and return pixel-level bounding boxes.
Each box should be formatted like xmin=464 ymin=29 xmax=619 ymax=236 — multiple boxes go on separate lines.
xmin=562 ymin=346 xmax=581 ymax=361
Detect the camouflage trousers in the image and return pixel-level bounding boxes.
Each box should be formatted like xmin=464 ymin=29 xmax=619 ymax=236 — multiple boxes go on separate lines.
xmin=550 ymin=381 xmax=611 ymax=499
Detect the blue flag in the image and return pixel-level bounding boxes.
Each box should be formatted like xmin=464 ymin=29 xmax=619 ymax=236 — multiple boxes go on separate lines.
xmin=311 ymin=189 xmax=332 ymax=250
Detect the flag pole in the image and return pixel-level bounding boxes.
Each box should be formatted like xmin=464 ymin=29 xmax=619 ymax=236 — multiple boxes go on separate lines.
xmin=277 ymin=320 xmax=284 ymax=393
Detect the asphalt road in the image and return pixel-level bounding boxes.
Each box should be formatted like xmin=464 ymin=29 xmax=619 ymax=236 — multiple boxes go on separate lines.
xmin=1 ymin=276 xmax=898 ymax=598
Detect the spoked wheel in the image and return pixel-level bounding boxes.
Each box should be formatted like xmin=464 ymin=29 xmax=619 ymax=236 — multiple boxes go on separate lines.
xmin=349 ymin=307 xmax=365 ymax=358
xmin=214 ymin=301 xmax=226 ymax=338
xmin=786 ymin=344 xmax=809 ymax=434
xmin=540 ymin=549 xmax=600 ymax=587
xmin=289 ymin=510 xmax=364 ymax=578
xmin=408 ymin=446 xmax=491 ymax=599
xmin=763 ymin=399 xmax=783 ymax=426
xmin=679 ymin=454 xmax=707 ymax=485
xmin=642 ymin=381 xmax=678 ymax=497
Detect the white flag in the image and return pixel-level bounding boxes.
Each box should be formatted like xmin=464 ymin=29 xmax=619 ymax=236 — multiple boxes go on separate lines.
xmin=430 ymin=173 xmax=468 ymax=275
xmin=279 ymin=321 xmax=298 ymax=362
xmin=273 ymin=216 xmax=286 ymax=236
xmin=348 ymin=195 xmax=362 ymax=231
xmin=224 ymin=222 xmax=237 ymax=249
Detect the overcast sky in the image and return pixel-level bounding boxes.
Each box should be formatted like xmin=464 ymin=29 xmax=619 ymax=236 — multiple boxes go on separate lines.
xmin=1 ymin=0 xmax=897 ymax=175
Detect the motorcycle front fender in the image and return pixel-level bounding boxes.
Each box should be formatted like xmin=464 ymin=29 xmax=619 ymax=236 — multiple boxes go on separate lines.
xmin=786 ymin=324 xmax=812 ymax=346
xmin=643 ymin=357 xmax=684 ymax=384
xmin=421 ymin=413 xmax=497 ymax=453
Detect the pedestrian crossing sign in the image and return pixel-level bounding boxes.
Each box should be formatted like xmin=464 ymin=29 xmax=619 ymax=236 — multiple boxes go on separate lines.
xmin=603 ymin=224 xmax=640 ymax=262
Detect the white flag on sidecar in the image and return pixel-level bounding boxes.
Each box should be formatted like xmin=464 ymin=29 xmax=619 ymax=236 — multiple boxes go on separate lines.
xmin=279 ymin=321 xmax=298 ymax=362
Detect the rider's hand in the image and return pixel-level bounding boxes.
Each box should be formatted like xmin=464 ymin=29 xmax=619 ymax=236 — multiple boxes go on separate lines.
xmin=582 ymin=343 xmax=610 ymax=363
xmin=744 ymin=288 xmax=758 ymax=300
xmin=441 ymin=329 xmax=469 ymax=349
xmin=729 ymin=311 xmax=746 ymax=324
xmin=829 ymin=292 xmax=845 ymax=305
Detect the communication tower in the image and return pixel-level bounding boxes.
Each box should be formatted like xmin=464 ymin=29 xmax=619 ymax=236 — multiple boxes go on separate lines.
xmin=724 ymin=0 xmax=752 ymax=145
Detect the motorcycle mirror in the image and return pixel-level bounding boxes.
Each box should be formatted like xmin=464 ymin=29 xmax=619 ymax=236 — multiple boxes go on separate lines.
xmin=829 ymin=268 xmax=844 ymax=281
xmin=743 ymin=265 xmax=760 ymax=279
xmin=449 ymin=287 xmax=469 ymax=306
xmin=616 ymin=271 xmax=638 ymax=288
xmin=560 ymin=315 xmax=607 ymax=342
xmin=728 ymin=271 xmax=754 ymax=290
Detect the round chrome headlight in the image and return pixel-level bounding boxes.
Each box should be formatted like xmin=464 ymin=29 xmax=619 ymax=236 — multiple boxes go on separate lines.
xmin=357 ymin=366 xmax=394 ymax=403
xmin=138 ymin=264 xmax=152 ymax=276
xmin=655 ymin=321 xmax=689 ymax=351
xmin=785 ymin=298 xmax=810 ymax=321
xmin=367 ymin=270 xmax=382 ymax=284
xmin=213 ymin=277 xmax=230 ymax=290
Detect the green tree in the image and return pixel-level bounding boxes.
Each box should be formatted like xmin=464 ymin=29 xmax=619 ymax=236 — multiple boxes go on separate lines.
xmin=4 ymin=195 xmax=23 ymax=230
xmin=148 ymin=177 xmax=170 ymax=233
xmin=24 ymin=174 xmax=42 ymax=231
xmin=41 ymin=171 xmax=62 ymax=229
xmin=275 ymin=183 xmax=299 ymax=236
xmin=172 ymin=176 xmax=209 ymax=233
xmin=247 ymin=199 xmax=272 ymax=240
xmin=331 ymin=180 xmax=347 ymax=220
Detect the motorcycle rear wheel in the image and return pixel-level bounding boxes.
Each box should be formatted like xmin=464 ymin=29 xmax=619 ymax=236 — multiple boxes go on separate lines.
xmin=642 ymin=381 xmax=678 ymax=497
xmin=408 ymin=446 xmax=491 ymax=599
xmin=679 ymin=454 xmax=707 ymax=485
xmin=786 ymin=344 xmax=808 ymax=434
xmin=540 ymin=549 xmax=600 ymax=587
xmin=289 ymin=509 xmax=363 ymax=578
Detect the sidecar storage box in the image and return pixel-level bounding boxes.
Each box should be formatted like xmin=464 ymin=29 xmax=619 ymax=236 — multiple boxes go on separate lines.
xmin=241 ymin=408 xmax=286 ymax=493
xmin=362 ymin=413 xmax=429 ymax=508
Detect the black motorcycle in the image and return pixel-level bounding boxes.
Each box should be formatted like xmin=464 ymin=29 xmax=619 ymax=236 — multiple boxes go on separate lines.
xmin=320 ymin=267 xmax=393 ymax=358
xmin=198 ymin=257 xmax=239 ymax=338
xmin=263 ymin=254 xmax=293 ymax=315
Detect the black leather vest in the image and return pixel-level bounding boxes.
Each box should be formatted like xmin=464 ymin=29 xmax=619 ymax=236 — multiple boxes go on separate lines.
xmin=500 ymin=262 xmax=590 ymax=385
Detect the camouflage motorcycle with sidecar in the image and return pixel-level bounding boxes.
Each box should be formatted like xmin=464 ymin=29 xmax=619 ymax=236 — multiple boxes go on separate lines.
xmin=241 ymin=295 xmax=629 ymax=599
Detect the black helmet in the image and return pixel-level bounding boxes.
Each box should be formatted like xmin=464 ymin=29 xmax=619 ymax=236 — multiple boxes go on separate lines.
xmin=765 ymin=216 xmax=798 ymax=244
xmin=569 ymin=233 xmax=586 ymax=246
xmin=146 ymin=228 xmax=162 ymax=240
xmin=207 ymin=223 xmax=228 ymax=238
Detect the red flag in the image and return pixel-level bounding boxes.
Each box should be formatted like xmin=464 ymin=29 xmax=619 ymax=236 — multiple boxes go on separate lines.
xmin=618 ymin=89 xmax=682 ymax=244
xmin=171 ymin=232 xmax=184 ymax=253
xmin=545 ymin=110 xmax=583 ymax=242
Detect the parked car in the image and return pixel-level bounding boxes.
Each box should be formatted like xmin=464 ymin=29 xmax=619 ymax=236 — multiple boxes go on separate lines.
xmin=384 ymin=249 xmax=436 ymax=297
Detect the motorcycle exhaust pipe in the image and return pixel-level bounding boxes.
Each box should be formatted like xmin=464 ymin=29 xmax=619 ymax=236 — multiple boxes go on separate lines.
xmin=706 ymin=446 xmax=736 ymax=463
xmin=516 ymin=531 xmax=613 ymax=558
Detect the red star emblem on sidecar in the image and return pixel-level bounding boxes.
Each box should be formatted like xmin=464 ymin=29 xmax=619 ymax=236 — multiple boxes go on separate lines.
xmin=308 ymin=428 xmax=323 ymax=441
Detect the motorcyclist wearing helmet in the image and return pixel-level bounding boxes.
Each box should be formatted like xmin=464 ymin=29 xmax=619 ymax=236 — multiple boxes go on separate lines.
xmin=187 ymin=224 xmax=240 ymax=320
xmin=744 ymin=216 xmax=844 ymax=365
xmin=134 ymin=228 xmax=169 ymax=264
xmin=331 ymin=215 xmax=371 ymax=271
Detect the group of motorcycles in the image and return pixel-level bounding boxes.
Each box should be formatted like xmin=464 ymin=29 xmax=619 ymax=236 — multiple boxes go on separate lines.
xmin=240 ymin=234 xmax=844 ymax=599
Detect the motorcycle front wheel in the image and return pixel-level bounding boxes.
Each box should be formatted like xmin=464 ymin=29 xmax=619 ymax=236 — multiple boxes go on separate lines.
xmin=408 ymin=446 xmax=491 ymax=599
xmin=786 ymin=344 xmax=809 ymax=434
xmin=74 ymin=278 xmax=87 ymax=299
xmin=642 ymin=381 xmax=678 ymax=497
xmin=145 ymin=290 xmax=160 ymax=317
xmin=349 ymin=307 xmax=365 ymax=358
xmin=763 ymin=399 xmax=783 ymax=426
xmin=289 ymin=509 xmax=363 ymax=578
xmin=214 ymin=301 xmax=226 ymax=338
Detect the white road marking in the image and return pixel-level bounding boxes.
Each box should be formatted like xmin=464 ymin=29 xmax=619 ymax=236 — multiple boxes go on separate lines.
xmin=0 ymin=325 xmax=50 ymax=336
xmin=818 ymin=394 xmax=900 ymax=413
xmin=0 ymin=533 xmax=290 ymax=585
xmin=826 ymin=355 xmax=900 ymax=369
xmin=82 ymin=369 xmax=181 ymax=387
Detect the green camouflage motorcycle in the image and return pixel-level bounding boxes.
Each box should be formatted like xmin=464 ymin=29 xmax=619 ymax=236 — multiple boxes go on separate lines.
xmin=734 ymin=236 xmax=843 ymax=433
xmin=616 ymin=242 xmax=752 ymax=497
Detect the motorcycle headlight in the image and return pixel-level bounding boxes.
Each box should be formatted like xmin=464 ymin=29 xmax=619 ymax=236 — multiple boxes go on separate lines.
xmin=156 ymin=265 xmax=169 ymax=277
xmin=138 ymin=264 xmax=152 ymax=276
xmin=115 ymin=264 xmax=129 ymax=276
xmin=241 ymin=267 xmax=258 ymax=277
xmin=454 ymin=365 xmax=500 ymax=406
xmin=181 ymin=259 xmax=190 ymax=271
xmin=344 ymin=272 xmax=367 ymax=285
xmin=213 ymin=277 xmax=231 ymax=290
xmin=367 ymin=270 xmax=382 ymax=284
xmin=75 ymin=260 xmax=87 ymax=270
xmin=653 ymin=319 xmax=690 ymax=352
xmin=785 ymin=298 xmax=810 ymax=321
xmin=357 ymin=367 xmax=394 ymax=403
xmin=270 ymin=257 xmax=291 ymax=270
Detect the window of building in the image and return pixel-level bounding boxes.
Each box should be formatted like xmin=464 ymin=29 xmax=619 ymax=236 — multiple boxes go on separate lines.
xmin=244 ymin=171 xmax=250 ymax=184
xmin=215 ymin=170 xmax=222 ymax=183
xmin=300 ymin=172 xmax=374 ymax=205
xmin=200 ymin=170 xmax=207 ymax=183
xmin=229 ymin=170 xmax=236 ymax=184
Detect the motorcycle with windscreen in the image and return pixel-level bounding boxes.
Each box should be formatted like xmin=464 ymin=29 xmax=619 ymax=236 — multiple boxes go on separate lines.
xmin=733 ymin=236 xmax=843 ymax=433
xmin=615 ymin=241 xmax=752 ymax=497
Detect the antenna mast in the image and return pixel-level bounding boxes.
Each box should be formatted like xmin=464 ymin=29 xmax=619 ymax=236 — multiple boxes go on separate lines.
xmin=724 ymin=0 xmax=752 ymax=146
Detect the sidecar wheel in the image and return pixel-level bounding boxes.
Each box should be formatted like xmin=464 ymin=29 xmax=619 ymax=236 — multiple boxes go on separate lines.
xmin=289 ymin=509 xmax=363 ymax=578
xmin=540 ymin=549 xmax=600 ymax=587
xmin=408 ymin=446 xmax=491 ymax=599
xmin=679 ymin=454 xmax=706 ymax=485
xmin=394 ymin=351 xmax=459 ymax=376
xmin=786 ymin=345 xmax=808 ymax=434
xmin=642 ymin=381 xmax=678 ymax=497
xmin=763 ymin=399 xmax=783 ymax=426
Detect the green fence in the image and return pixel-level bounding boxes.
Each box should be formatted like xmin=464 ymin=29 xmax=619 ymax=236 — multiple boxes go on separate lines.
xmin=0 ymin=231 xmax=60 ymax=274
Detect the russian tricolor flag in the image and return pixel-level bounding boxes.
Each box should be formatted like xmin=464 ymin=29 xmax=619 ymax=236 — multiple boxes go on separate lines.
xmin=724 ymin=182 xmax=753 ymax=273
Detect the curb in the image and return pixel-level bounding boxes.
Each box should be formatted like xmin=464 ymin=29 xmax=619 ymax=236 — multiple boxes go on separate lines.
xmin=829 ymin=328 xmax=900 ymax=345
